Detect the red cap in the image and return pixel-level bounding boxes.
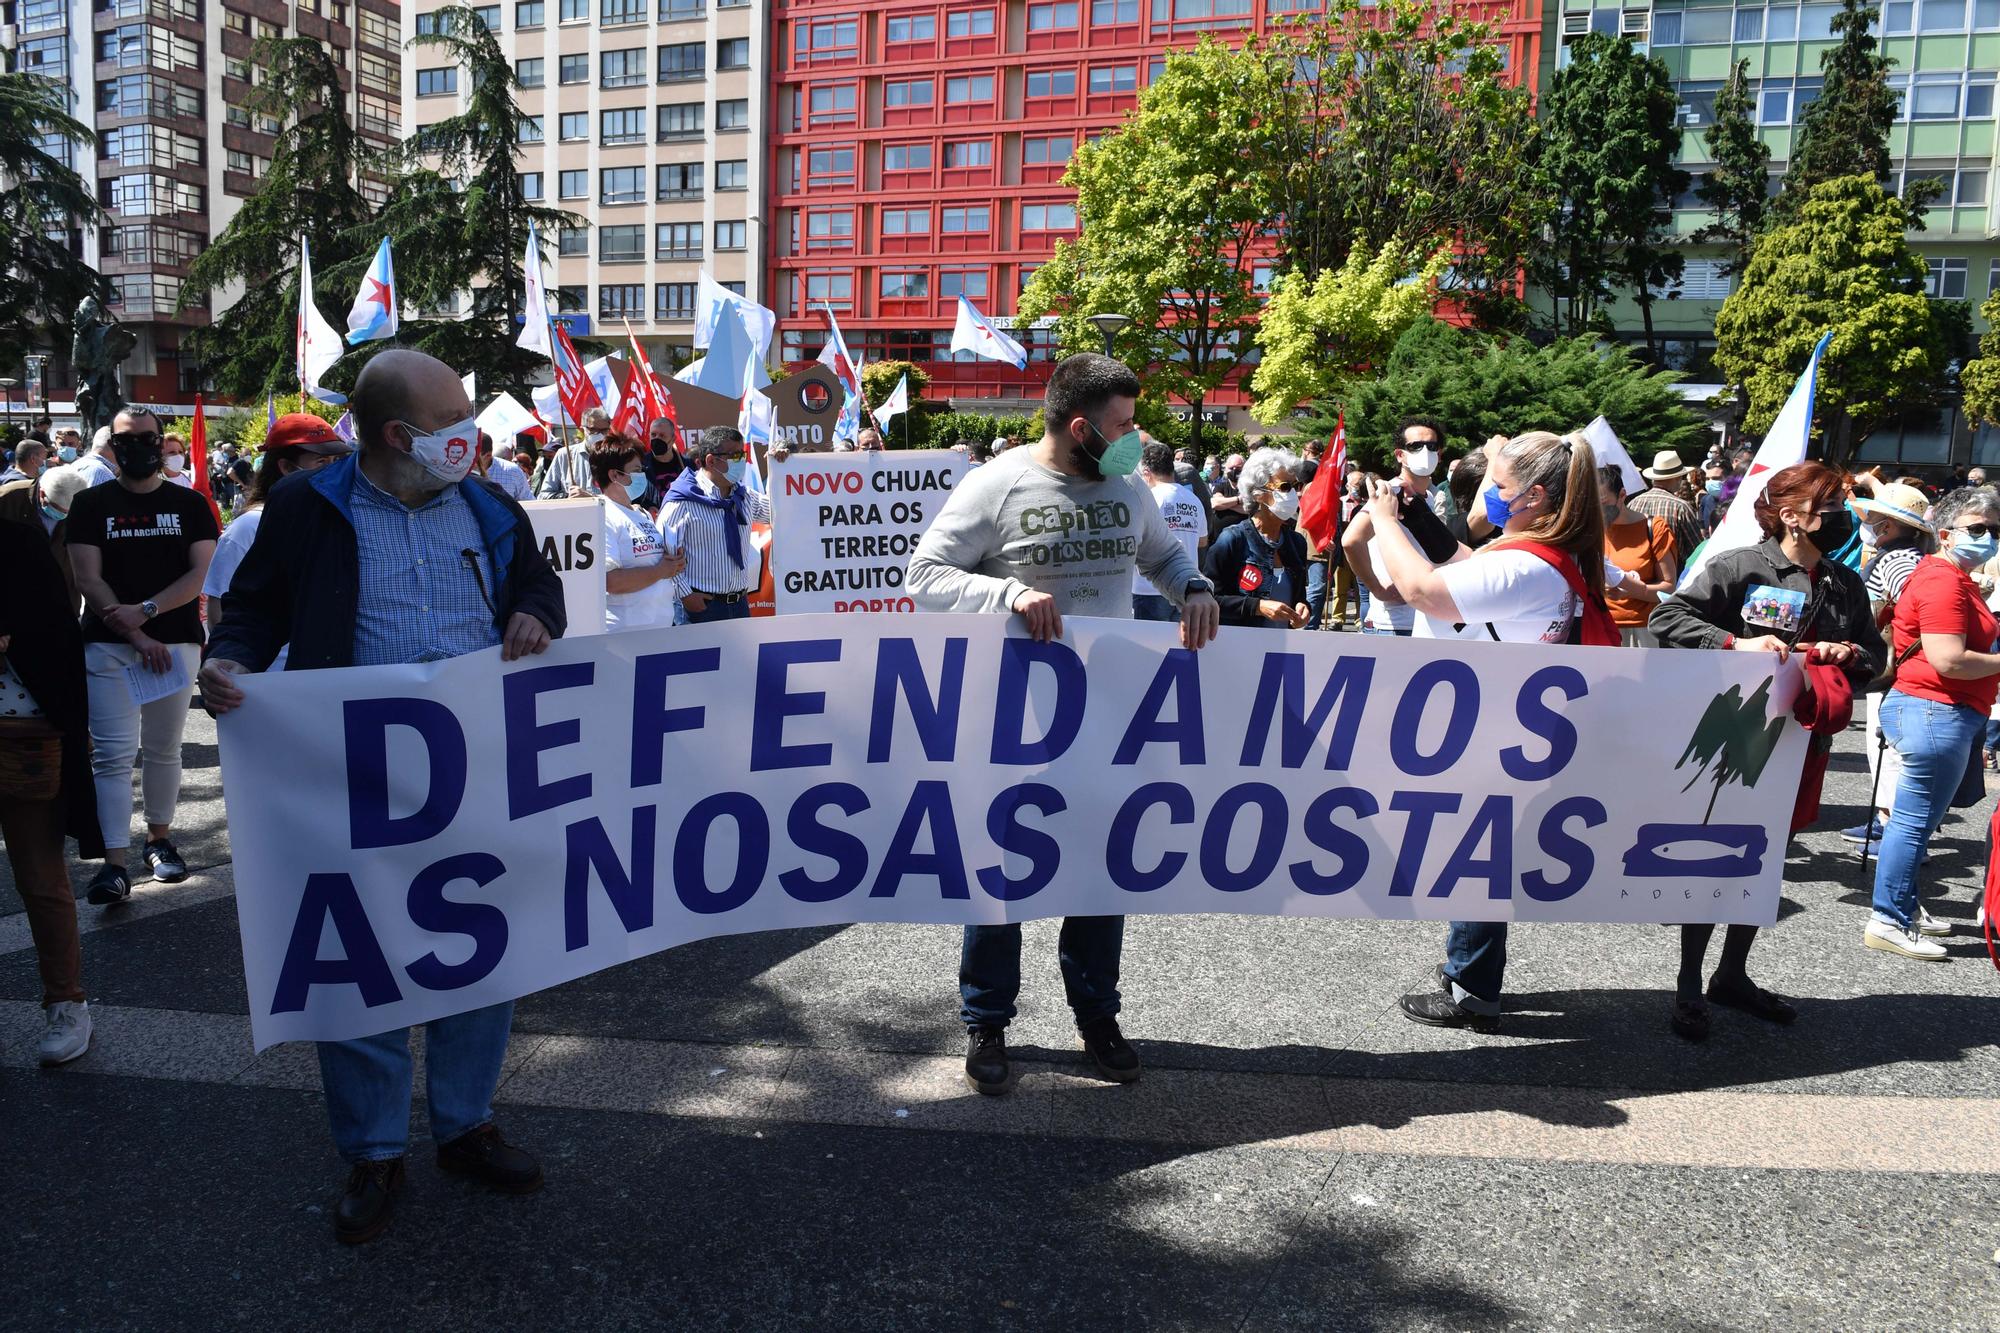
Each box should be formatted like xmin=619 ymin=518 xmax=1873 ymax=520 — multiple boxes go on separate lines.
xmin=267 ymin=413 xmax=349 ymax=453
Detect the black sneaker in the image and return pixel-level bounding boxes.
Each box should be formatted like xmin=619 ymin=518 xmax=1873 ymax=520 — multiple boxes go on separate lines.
xmin=334 ymin=1157 xmax=406 ymax=1245
xmin=143 ymin=838 xmax=188 ymax=883
xmin=1078 ymin=1016 xmax=1141 ymax=1083
xmin=1398 ymin=986 xmax=1500 ymax=1032
xmin=436 ymin=1123 xmax=543 ymax=1194
xmin=85 ymin=864 xmax=131 ymax=907
xmin=964 ymin=1027 xmax=1012 ymax=1096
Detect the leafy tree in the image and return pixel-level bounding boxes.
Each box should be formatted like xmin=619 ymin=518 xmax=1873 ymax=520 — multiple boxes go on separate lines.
xmin=1309 ymin=316 xmax=1704 ymax=471
xmin=179 ymin=38 xmax=377 ymax=398
xmin=1775 ymin=0 xmax=1920 ymax=215
xmin=1958 ymin=288 xmax=2000 ymax=427
xmin=384 ymin=5 xmax=585 ymax=396
xmin=1692 ymin=60 xmax=1772 ymax=277
xmin=1018 ymin=40 xmax=1274 ymax=458
xmin=231 ymin=392 xmax=343 ymax=452
xmin=0 ymin=70 xmax=106 ymax=375
xmin=1254 ymin=0 xmax=1543 ymax=329
xmin=1248 ymin=239 xmax=1449 ymax=423
xmin=859 ymin=359 xmax=928 ymax=407
xmin=1713 ymin=174 xmax=1943 ymax=460
xmin=1532 ymin=33 xmax=1689 ymax=352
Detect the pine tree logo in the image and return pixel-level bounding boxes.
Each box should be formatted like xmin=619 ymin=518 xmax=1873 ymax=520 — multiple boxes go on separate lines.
xmin=1674 ymin=678 xmax=1789 ymax=823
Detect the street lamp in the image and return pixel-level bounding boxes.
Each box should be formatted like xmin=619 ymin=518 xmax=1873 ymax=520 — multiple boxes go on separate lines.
xmin=1086 ymin=312 xmax=1131 ymax=357
xmin=0 ymin=378 xmax=18 ymax=440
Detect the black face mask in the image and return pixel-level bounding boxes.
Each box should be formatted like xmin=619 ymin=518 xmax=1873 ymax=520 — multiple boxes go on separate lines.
xmin=1806 ymin=507 xmax=1856 ymax=556
xmin=113 ymin=438 xmax=163 ymax=480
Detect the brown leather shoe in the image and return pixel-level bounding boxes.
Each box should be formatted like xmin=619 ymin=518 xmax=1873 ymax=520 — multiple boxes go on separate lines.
xmin=436 ymin=1123 xmax=543 ymax=1194
xmin=334 ymin=1157 xmax=405 ymax=1245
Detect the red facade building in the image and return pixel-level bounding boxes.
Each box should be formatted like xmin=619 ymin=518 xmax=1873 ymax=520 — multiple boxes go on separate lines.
xmin=766 ymin=0 xmax=1545 ymax=419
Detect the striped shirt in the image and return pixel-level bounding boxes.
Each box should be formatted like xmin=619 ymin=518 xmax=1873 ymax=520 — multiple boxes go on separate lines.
xmin=1627 ymin=486 xmax=1701 ymax=565
xmin=660 ymin=471 xmax=771 ymax=597
xmin=349 ymin=467 xmax=500 ymax=666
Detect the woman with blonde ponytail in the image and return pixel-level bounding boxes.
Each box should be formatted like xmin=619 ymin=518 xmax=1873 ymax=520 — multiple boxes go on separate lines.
xmin=1366 ymin=430 xmax=1626 ymax=1030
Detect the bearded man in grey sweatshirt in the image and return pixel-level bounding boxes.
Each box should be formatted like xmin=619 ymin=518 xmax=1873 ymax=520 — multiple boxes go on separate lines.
xmin=907 ymin=352 xmax=1222 ymax=1096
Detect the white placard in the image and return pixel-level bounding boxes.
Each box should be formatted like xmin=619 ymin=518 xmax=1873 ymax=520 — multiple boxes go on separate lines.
xmin=521 ymin=498 xmax=607 ymax=637
xmin=769 ymin=450 xmax=971 ymax=614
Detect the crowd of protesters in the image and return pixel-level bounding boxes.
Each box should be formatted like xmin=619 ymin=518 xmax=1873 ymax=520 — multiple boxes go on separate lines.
xmin=3 ymin=352 xmax=1997 ymax=1247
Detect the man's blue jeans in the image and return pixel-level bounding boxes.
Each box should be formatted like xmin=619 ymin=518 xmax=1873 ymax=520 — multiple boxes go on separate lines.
xmin=686 ymin=596 xmax=751 ymax=624
xmin=316 ymin=1001 xmax=515 ymax=1163
xmin=960 ymin=917 xmax=1124 ymax=1031
xmin=1443 ymin=922 xmax=1506 ymax=1016
xmin=1304 ymin=558 xmax=1329 ymax=630
xmin=1131 ymin=593 xmax=1179 ymax=622
xmin=1873 ymin=692 xmax=1985 ymax=931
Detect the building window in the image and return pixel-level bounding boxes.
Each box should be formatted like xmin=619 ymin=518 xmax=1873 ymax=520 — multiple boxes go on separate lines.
xmin=520 ymin=171 xmax=544 ymax=200
xmin=943 ymin=140 xmax=991 ymax=168
xmin=657 ymin=222 xmax=703 ymax=258
xmin=600 ymin=284 xmax=645 ymax=319
xmin=658 ymin=282 xmax=698 ymax=319
xmin=658 ymin=103 xmax=704 ymax=139
xmin=601 ymin=224 xmax=645 ymax=262
xmin=717 ymin=159 xmax=748 ymax=190
xmin=805 ymin=272 xmax=854 ymax=310
xmin=560 ymin=225 xmax=590 ymax=256
xmin=560 ymin=111 xmax=588 ymax=140
xmin=471 ymin=4 xmax=501 ymax=28
xmin=559 ymin=168 xmax=587 ymax=198
xmin=1152 ymin=0 xmax=1251 ymax=20
xmin=559 ymin=53 xmax=588 ymax=83
xmin=1021 ymin=203 xmax=1077 ymax=230
xmin=557 ymin=284 xmax=587 ymax=312
xmin=942 ymin=205 xmax=991 ymax=233
xmin=417 ymin=67 xmax=458 ymax=96
xmin=882 ymin=207 xmax=930 ymax=235
xmin=1088 ymin=64 xmax=1138 ymax=94
xmin=603 ymin=0 xmax=645 ymax=21
xmin=661 ymin=0 xmax=703 ymax=17
xmin=807 ymin=145 xmax=857 ymax=186
xmin=1026 ymin=69 xmax=1077 ymax=98
xmin=602 ymin=48 xmax=645 ymax=87
xmin=881 ymin=271 xmax=929 ymax=299
xmin=885 ymin=143 xmax=933 ymax=172
xmin=1092 ymin=0 xmax=1138 ymax=20
xmin=1029 ymin=1 xmax=1079 ymax=27
xmin=940 ymin=269 xmax=989 ymax=299
xmin=946 ymin=8 xmax=995 ymax=35
xmin=796 ymin=18 xmax=861 ymax=59
xmin=519 ymin=115 xmax=544 ymax=143
xmin=716 ymin=220 xmax=747 ymax=250
xmin=885 ymin=78 xmax=934 ymax=107
xmin=718 ymin=37 xmax=750 ymax=68
xmin=808 ymin=84 xmax=859 ymax=124
xmin=1924 ymin=256 xmax=1969 ymax=300
xmin=718 ymin=98 xmax=750 ymax=130
xmin=601 ymin=166 xmax=645 ymax=204
xmin=658 ymin=162 xmax=704 ymax=199
xmin=560 ymin=0 xmax=588 ymax=19
xmin=1023 ymin=135 xmax=1073 ymax=165
xmin=945 ymin=74 xmax=995 ymax=103
xmin=416 ymin=11 xmax=441 ymax=33
xmin=658 ymin=41 xmax=704 ymax=81
xmin=887 ymin=12 xmax=936 ymax=40
xmin=1960 ymin=168 xmax=1990 ymax=205
xmin=516 ymin=57 xmax=544 ymax=87
xmin=601 ymin=107 xmax=645 ymax=144
xmin=517 ymin=0 xmax=545 ymax=25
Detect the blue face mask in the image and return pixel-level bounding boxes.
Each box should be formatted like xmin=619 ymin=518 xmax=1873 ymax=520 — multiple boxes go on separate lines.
xmin=1951 ymin=530 xmax=1999 ymax=565
xmin=1482 ymin=483 xmax=1519 ymax=528
xmin=726 ymin=460 xmax=746 ymax=487
xmin=41 ymin=503 xmax=65 ymax=524
xmin=1705 ymin=479 xmax=1723 ymax=496
xmin=57 ymin=446 xmax=77 ymax=463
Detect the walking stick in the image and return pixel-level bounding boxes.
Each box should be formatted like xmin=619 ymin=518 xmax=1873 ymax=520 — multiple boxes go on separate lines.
xmin=1861 ymin=723 xmax=1887 ymax=874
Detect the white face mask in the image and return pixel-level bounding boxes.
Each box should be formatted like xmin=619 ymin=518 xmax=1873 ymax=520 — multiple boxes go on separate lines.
xmin=163 ymin=453 xmax=185 ymax=474
xmin=1404 ymin=447 xmax=1439 ymax=478
xmin=400 ymin=415 xmax=478 ymax=484
xmin=1268 ymin=489 xmax=1301 ymax=521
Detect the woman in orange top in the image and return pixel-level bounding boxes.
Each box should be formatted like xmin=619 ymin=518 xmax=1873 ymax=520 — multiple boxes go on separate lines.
xmin=1599 ymin=466 xmax=1678 ymax=646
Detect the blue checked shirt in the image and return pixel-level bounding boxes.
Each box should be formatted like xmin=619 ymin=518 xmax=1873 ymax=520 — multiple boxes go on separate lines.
xmin=349 ymin=467 xmax=502 ymax=666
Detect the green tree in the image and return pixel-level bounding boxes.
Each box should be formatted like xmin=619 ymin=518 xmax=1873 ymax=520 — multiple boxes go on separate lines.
xmin=384 ymin=5 xmax=585 ymax=396
xmin=1958 ymin=288 xmax=2000 ymax=427
xmin=1254 ymin=0 xmax=1544 ymax=329
xmin=1714 ymin=174 xmax=1943 ymax=460
xmin=1775 ymin=0 xmax=1918 ymax=215
xmin=859 ymin=359 xmax=927 ymax=407
xmin=1692 ymin=60 xmax=1772 ymax=277
xmin=180 ymin=38 xmax=377 ymax=398
xmin=1532 ymin=33 xmax=1689 ymax=352
xmin=1310 ymin=316 xmax=1704 ymax=471
xmin=1018 ymin=40 xmax=1274 ymax=458
xmin=1248 ymin=239 xmax=1448 ymax=423
xmin=0 ymin=70 xmax=106 ymax=374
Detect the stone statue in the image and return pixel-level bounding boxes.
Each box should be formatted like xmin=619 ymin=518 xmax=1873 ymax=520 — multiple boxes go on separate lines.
xmin=72 ymin=295 xmax=137 ymax=435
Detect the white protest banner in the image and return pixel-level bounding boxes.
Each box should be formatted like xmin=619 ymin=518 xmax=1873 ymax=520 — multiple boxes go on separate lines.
xmin=770 ymin=450 xmax=970 ymax=614
xmin=521 ymin=499 xmax=606 ymax=636
xmin=217 ymin=617 xmax=1809 ymax=1049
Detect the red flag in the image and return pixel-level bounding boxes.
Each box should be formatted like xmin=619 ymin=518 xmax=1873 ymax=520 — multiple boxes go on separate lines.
xmin=1299 ymin=411 xmax=1344 ymax=552
xmin=550 ymin=321 xmax=601 ymax=425
xmin=189 ymin=394 xmax=223 ymax=528
xmin=612 ymin=328 xmax=680 ymax=446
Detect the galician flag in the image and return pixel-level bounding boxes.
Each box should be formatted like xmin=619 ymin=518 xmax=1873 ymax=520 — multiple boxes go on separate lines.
xmin=296 ymin=236 xmax=345 ymax=403
xmin=517 ymin=222 xmax=552 ymax=358
xmin=949 ymin=296 xmax=1028 ymax=370
xmin=344 ymin=237 xmax=397 ymax=345
xmin=873 ymin=373 xmax=910 ymax=430
xmin=1681 ymin=330 xmax=1834 ymax=584
xmin=818 ymin=303 xmax=864 ymax=448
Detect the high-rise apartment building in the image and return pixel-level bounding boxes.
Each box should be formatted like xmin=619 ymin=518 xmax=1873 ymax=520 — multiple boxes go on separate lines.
xmin=767 ymin=0 xmax=1546 ymax=423
xmin=3 ymin=0 xmax=402 ymax=405
xmin=405 ymin=0 xmax=767 ymax=361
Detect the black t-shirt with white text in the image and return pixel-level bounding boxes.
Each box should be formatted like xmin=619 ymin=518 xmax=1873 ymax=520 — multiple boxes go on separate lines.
xmin=65 ymin=479 xmax=219 ymax=645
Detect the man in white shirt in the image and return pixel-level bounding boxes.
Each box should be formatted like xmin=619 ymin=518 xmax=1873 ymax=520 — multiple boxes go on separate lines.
xmin=659 ymin=427 xmax=770 ymax=622
xmin=1342 ymin=415 xmax=1445 ymax=636
xmin=1132 ymin=436 xmax=1207 ymax=621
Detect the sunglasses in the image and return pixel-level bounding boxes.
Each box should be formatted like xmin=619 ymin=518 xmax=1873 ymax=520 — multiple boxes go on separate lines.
xmin=1959 ymin=523 xmax=1997 ymax=539
xmin=112 ymin=431 xmax=161 ymax=449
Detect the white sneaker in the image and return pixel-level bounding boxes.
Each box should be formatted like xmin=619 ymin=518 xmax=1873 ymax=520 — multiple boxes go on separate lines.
xmin=1918 ymin=907 xmax=1952 ymax=938
xmin=1864 ymin=920 xmax=1948 ymax=961
xmin=37 ymin=1000 xmax=91 ymax=1066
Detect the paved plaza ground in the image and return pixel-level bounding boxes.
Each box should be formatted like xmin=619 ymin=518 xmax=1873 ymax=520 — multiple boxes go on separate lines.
xmin=3 ymin=703 xmax=1998 ymax=1331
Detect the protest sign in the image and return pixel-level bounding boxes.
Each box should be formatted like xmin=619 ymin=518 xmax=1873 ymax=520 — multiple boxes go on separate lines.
xmin=770 ymin=451 xmax=971 ymax=614
xmin=521 ymin=498 xmax=606 ymax=636
xmin=216 ymin=617 xmax=1809 ymax=1049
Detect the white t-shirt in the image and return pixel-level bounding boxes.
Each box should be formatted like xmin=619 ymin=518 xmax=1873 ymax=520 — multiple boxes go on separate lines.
xmin=162 ymin=467 xmax=194 ymax=487
xmin=1134 ymin=480 xmax=1205 ymax=596
xmin=604 ymin=500 xmax=679 ymax=633
xmin=202 ymin=507 xmax=289 ymax=669
xmin=1364 ymin=532 xmax=1419 ymax=632
xmin=1415 ymin=550 xmax=1625 ymax=643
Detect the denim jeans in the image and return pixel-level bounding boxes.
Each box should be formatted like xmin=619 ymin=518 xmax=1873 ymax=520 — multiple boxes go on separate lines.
xmin=316 ymin=1001 xmax=515 ymax=1162
xmin=1443 ymin=921 xmax=1506 ymax=1015
xmin=960 ymin=917 xmax=1124 ymax=1030
xmin=1871 ymin=692 xmax=1986 ymax=931
xmin=1986 ymin=717 xmax=2000 ymax=753
xmin=1304 ymin=559 xmax=1329 ymax=630
xmin=1131 ymin=593 xmax=1179 ymax=622
xmin=686 ymin=596 xmax=751 ymax=625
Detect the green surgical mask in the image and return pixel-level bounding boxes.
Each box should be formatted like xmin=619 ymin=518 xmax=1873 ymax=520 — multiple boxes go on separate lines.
xmin=1091 ymin=423 xmax=1143 ymax=478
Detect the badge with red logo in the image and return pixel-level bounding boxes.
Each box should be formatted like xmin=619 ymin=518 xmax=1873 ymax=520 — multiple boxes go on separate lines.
xmin=1237 ymin=566 xmax=1264 ymax=593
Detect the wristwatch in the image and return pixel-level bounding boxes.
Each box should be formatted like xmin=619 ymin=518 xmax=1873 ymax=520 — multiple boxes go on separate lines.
xmin=1183 ymin=577 xmax=1214 ymax=599
xmin=139 ymin=599 xmax=159 ymax=620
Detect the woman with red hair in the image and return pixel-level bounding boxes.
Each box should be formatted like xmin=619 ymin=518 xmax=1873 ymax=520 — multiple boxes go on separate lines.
xmin=1650 ymin=462 xmax=1883 ymax=1039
